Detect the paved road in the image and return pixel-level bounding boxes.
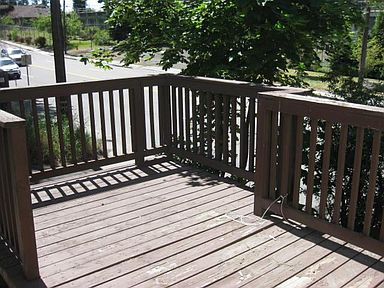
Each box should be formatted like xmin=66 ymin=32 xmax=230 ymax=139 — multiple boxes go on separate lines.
xmin=2 ymin=42 xmax=178 ymax=88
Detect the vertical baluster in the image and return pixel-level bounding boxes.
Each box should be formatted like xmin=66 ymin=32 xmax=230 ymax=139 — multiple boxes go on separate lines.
xmin=99 ymin=91 xmax=108 ymax=158
xmin=207 ymin=93 xmax=213 ymax=158
xmin=363 ymin=130 xmax=381 ymax=236
xmin=128 ymin=88 xmax=137 ymax=153
xmin=248 ymin=97 xmax=256 ymax=172
xmin=269 ymin=111 xmax=279 ymax=199
xmin=178 ymin=87 xmax=184 ymax=149
xmin=66 ymin=96 xmax=77 ymax=164
xmin=347 ymin=127 xmax=364 ymax=229
xmin=119 ymin=89 xmax=127 ymax=155
xmin=185 ymin=88 xmax=191 ymax=151
xmin=239 ymin=96 xmax=247 ymax=169
xmin=6 ymin=102 xmax=12 ymax=114
xmin=43 ymin=97 xmax=55 ymax=169
xmin=18 ymin=100 xmax=32 ymax=173
xmin=31 ymin=99 xmax=44 ymax=171
xmin=77 ymin=93 xmax=87 ymax=162
xmin=18 ymin=100 xmax=25 ymax=118
xmin=109 ymin=90 xmax=117 ymax=156
xmin=319 ymin=121 xmax=332 ymax=218
xmin=333 ymin=124 xmax=348 ymax=224
xmin=159 ymin=85 xmax=171 ymax=148
xmin=55 ymin=98 xmax=66 ymax=167
xmin=292 ymin=117 xmax=304 ymax=208
xmin=171 ymin=86 xmax=177 ymax=146
xmin=199 ymin=92 xmax=205 ymax=155
xmin=306 ymin=118 xmax=318 ymax=214
xmin=230 ymin=97 xmax=237 ymax=166
xmin=149 ymin=86 xmax=156 ymax=149
xmin=192 ymin=90 xmax=198 ymax=153
xmin=222 ymin=95 xmax=230 ymax=165
xmin=214 ymin=94 xmax=222 ymax=161
xmin=88 ymin=93 xmax=98 ymax=160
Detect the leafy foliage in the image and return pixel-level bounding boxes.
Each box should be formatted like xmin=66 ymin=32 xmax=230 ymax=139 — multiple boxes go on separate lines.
xmin=65 ymin=12 xmax=84 ymax=39
xmin=80 ymin=48 xmax=113 ymax=70
xmin=32 ymin=15 xmax=51 ymax=33
xmin=0 ymin=16 xmax=14 ymax=25
xmin=104 ymin=0 xmax=359 ymax=85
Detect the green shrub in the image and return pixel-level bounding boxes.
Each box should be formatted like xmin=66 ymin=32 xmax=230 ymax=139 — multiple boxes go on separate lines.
xmin=94 ymin=29 xmax=111 ymax=46
xmin=25 ymin=36 xmax=32 ymax=45
xmin=35 ymin=36 xmax=46 ymax=48
xmin=10 ymin=29 xmax=18 ymax=42
xmin=365 ymin=38 xmax=384 ymax=80
xmin=26 ymin=114 xmax=96 ymax=168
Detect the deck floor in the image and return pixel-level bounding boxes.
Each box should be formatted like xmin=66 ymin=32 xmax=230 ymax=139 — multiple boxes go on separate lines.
xmin=23 ymin=159 xmax=384 ymax=287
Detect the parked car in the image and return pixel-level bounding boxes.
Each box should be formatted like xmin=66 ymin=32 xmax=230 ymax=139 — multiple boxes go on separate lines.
xmin=0 ymin=57 xmax=21 ymax=80
xmin=1 ymin=48 xmax=26 ymax=66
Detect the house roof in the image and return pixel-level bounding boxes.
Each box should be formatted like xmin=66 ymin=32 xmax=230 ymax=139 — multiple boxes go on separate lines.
xmin=7 ymin=5 xmax=50 ymax=19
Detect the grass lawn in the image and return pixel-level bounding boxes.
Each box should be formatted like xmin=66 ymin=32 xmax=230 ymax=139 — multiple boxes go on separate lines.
xmin=291 ymin=70 xmax=383 ymax=91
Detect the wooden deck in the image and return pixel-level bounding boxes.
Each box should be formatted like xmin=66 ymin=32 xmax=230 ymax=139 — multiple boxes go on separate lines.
xmin=15 ymin=159 xmax=384 ymax=287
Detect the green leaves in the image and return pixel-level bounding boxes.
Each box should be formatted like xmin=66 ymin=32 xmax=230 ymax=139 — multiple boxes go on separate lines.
xmin=104 ymin=0 xmax=359 ymax=85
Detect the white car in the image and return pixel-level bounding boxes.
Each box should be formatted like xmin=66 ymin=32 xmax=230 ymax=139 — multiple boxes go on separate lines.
xmin=1 ymin=48 xmax=26 ymax=66
xmin=0 ymin=57 xmax=21 ymax=80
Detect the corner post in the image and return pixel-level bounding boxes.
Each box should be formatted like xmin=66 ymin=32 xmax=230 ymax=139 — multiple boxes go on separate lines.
xmin=254 ymin=96 xmax=273 ymax=216
xmin=8 ymin=124 xmax=39 ymax=280
xmin=159 ymin=78 xmax=172 ymax=153
xmin=133 ymin=81 xmax=146 ymax=166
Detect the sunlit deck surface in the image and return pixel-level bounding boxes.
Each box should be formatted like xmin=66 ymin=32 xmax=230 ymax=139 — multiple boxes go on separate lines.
xmin=25 ymin=158 xmax=384 ymax=288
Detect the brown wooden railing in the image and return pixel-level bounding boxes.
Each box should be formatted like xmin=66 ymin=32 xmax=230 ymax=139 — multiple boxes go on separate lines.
xmin=167 ymin=75 xmax=284 ymax=180
xmin=0 ymin=74 xmax=285 ymax=182
xmin=0 ymin=75 xmax=170 ymax=181
xmin=0 ymin=110 xmax=39 ymax=280
xmin=254 ymin=91 xmax=384 ymax=256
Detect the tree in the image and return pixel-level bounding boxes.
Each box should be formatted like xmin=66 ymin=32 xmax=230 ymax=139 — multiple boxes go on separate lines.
xmin=103 ymin=0 xmax=359 ymax=85
xmin=32 ymin=15 xmax=51 ymax=33
xmin=65 ymin=12 xmax=83 ymax=39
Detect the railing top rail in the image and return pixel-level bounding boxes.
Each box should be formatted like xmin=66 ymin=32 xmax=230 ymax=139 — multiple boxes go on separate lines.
xmin=168 ymin=74 xmax=309 ymax=97
xmin=259 ymin=91 xmax=384 ymax=130
xmin=0 ymin=109 xmax=25 ymax=129
xmin=0 ymin=74 xmax=168 ymax=102
xmin=260 ymin=90 xmax=384 ymax=114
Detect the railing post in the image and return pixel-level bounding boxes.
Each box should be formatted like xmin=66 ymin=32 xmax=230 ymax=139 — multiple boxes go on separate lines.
xmin=159 ymin=83 xmax=172 ymax=152
xmin=132 ymin=81 xmax=146 ymax=166
xmin=8 ymin=124 xmax=39 ymax=280
xmin=254 ymin=96 xmax=273 ymax=216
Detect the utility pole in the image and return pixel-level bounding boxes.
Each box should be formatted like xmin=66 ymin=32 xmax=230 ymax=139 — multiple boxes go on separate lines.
xmin=63 ymin=0 xmax=67 ymax=54
xmin=50 ymin=0 xmax=67 ymax=83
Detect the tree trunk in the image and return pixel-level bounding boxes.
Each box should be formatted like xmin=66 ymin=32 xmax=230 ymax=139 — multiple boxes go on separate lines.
xmin=358 ymin=5 xmax=371 ymax=86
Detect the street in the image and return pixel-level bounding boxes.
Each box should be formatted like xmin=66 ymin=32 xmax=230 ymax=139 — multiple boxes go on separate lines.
xmin=4 ymin=43 xmax=177 ymax=88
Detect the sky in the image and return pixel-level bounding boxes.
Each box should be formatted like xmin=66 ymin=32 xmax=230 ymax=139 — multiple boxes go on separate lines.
xmin=61 ymin=0 xmax=104 ymax=11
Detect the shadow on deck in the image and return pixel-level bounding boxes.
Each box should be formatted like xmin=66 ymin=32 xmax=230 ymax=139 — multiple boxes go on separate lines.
xmin=12 ymin=158 xmax=382 ymax=288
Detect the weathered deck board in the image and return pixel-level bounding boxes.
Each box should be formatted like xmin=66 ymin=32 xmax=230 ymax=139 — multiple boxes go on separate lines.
xmin=23 ymin=160 xmax=384 ymax=288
